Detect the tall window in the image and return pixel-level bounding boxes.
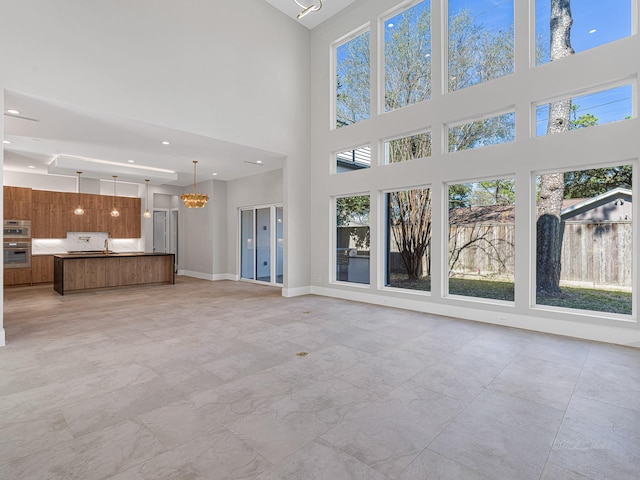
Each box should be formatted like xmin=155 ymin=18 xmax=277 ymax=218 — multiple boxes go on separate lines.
xmin=336 ymin=30 xmax=370 ymax=128
xmin=384 ymin=1 xmax=431 ymax=112
xmin=448 ymin=0 xmax=514 ymax=92
xmin=386 ymin=188 xmax=432 ymax=292
xmin=336 ymin=195 xmax=370 ymax=284
xmin=536 ymin=0 xmax=632 ymax=65
xmin=448 ymin=179 xmax=516 ymax=301
xmin=535 ymin=165 xmax=632 ymax=315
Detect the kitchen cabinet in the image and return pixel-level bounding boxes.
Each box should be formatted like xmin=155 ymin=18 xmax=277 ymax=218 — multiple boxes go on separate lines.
xmin=54 ymin=253 xmax=174 ymax=294
xmin=3 ymin=268 xmax=32 ymax=286
xmin=6 ymin=187 xmax=142 ymax=239
xmin=32 ymin=255 xmax=54 ymax=283
xmin=3 ymin=186 xmax=32 ymax=220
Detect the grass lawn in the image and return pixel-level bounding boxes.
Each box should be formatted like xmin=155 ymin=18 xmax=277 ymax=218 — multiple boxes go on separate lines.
xmin=388 ymin=275 xmax=631 ymax=314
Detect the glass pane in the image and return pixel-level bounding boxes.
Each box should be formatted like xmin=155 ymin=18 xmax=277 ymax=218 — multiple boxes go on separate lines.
xmin=153 ymin=211 xmax=166 ymax=253
xmin=384 ymin=1 xmax=431 ymax=112
xmin=336 ymin=145 xmax=371 ymax=173
xmin=336 ymin=195 xmax=370 ymax=284
xmin=384 ymin=132 xmax=431 ymax=164
xmin=240 ymin=209 xmax=254 ymax=280
xmin=536 ymin=165 xmax=632 ymax=315
xmin=448 ymin=0 xmax=514 ymax=92
xmin=535 ymin=85 xmax=633 ymax=137
xmin=336 ymin=30 xmax=370 ymax=128
xmin=276 ymin=206 xmax=284 ymax=285
xmin=448 ymin=112 xmax=515 ymax=152
xmin=256 ymin=207 xmax=271 ymax=283
xmin=536 ymin=0 xmax=632 ymax=66
xmin=448 ymin=179 xmax=516 ymax=301
xmin=386 ymin=188 xmax=431 ymax=291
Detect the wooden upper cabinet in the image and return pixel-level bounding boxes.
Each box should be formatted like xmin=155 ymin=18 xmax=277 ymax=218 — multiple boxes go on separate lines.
xmin=4 ymin=186 xmax=33 ymax=220
xmin=7 ymin=188 xmax=141 ymax=238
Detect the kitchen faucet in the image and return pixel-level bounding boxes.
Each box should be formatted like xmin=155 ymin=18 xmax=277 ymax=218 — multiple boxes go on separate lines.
xmin=104 ymin=238 xmax=110 ymax=254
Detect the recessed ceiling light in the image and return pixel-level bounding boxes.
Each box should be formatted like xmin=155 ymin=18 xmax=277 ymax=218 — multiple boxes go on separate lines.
xmin=128 ymin=160 xmax=135 ymax=163
xmin=256 ymin=160 xmax=263 ymax=164
xmin=27 ymin=165 xmax=36 ymax=169
xmin=6 ymin=109 xmax=20 ymax=115
xmin=2 ymin=140 xmax=10 ymax=144
xmin=162 ymin=141 xmax=170 ymax=145
xmin=212 ymin=172 xmax=218 ymax=176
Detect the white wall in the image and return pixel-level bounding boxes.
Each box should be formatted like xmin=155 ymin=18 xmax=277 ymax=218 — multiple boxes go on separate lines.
xmin=308 ymin=0 xmax=640 ymax=346
xmin=0 ymin=0 xmax=312 ymax=344
xmin=179 ymin=179 xmax=228 ymax=279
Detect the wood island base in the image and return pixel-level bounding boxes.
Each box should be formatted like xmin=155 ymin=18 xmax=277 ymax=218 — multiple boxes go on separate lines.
xmin=53 ymin=253 xmax=175 ymax=295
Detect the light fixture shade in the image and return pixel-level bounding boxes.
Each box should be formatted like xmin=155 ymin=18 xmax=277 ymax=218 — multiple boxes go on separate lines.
xmin=111 ymin=175 xmax=120 ymax=217
xmin=181 ymin=160 xmax=209 ymax=208
xmin=74 ymin=171 xmax=85 ymax=215
xmin=180 ymin=192 xmax=209 ymax=208
xmin=143 ymin=179 xmax=152 ymax=218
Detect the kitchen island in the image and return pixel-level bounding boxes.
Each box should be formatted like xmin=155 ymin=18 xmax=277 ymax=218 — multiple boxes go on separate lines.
xmin=53 ymin=252 xmax=175 ymax=295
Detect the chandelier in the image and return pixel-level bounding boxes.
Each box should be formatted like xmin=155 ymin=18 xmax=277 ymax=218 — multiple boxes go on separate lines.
xmin=181 ymin=160 xmax=209 ymax=208
xmin=294 ymin=0 xmax=322 ymax=19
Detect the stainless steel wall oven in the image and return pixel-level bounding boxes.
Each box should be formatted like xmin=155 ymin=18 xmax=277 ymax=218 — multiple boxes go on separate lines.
xmin=4 ymin=241 xmax=32 ymax=268
xmin=3 ymin=220 xmax=32 ymax=239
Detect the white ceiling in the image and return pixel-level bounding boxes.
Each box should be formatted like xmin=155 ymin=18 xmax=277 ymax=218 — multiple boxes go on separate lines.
xmin=2 ymin=2 xmax=357 ymax=188
xmin=3 ymin=90 xmax=284 ymax=187
xmin=264 ymin=0 xmax=358 ymax=29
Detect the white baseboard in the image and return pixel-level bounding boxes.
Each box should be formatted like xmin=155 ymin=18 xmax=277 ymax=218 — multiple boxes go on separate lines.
xmin=0 ymin=328 xmax=5 ymax=347
xmin=178 ymin=271 xmax=236 ymax=281
xmin=282 ymin=286 xmax=312 ymax=297
xmin=310 ymin=286 xmax=640 ymax=348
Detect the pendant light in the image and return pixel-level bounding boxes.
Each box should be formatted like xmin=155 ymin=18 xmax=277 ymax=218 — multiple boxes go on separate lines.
xmin=143 ymin=179 xmax=152 ymax=218
xmin=74 ymin=171 xmax=85 ymax=216
xmin=110 ymin=175 xmax=120 ymax=217
xmin=180 ymin=160 xmax=209 ymax=208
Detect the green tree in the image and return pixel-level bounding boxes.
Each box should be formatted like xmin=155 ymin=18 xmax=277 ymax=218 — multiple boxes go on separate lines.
xmin=337 ymin=196 xmax=370 ymax=249
xmin=471 ymin=179 xmax=516 ymax=206
xmin=564 ymin=165 xmax=632 ymax=198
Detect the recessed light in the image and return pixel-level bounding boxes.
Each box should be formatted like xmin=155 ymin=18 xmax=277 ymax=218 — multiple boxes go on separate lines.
xmin=256 ymin=160 xmax=263 ymax=164
xmin=7 ymin=109 xmax=20 ymax=115
xmin=162 ymin=141 xmax=170 ymax=145
xmin=128 ymin=160 xmax=135 ymax=163
xmin=2 ymin=140 xmax=10 ymax=144
xmin=212 ymin=172 xmax=218 ymax=176
xmin=28 ymin=165 xmax=36 ymax=169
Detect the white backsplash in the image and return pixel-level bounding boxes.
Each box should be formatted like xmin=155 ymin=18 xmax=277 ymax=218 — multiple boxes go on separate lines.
xmin=32 ymin=232 xmax=144 ymax=255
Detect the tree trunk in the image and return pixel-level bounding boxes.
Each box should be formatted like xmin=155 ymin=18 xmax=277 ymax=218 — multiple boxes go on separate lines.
xmin=536 ymin=0 xmax=573 ymax=296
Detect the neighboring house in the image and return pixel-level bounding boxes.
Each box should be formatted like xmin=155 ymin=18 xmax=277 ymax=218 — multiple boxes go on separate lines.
xmin=561 ymin=188 xmax=632 ymax=222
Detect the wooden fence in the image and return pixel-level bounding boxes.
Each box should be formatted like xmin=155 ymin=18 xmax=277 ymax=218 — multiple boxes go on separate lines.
xmin=446 ymin=222 xmax=632 ymax=287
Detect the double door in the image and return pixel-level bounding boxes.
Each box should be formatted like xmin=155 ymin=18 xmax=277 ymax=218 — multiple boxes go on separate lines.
xmin=240 ymin=205 xmax=283 ymax=285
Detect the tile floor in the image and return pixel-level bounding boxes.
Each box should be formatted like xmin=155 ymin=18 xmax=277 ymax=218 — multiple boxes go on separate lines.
xmin=1 ymin=277 xmax=639 ymax=479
